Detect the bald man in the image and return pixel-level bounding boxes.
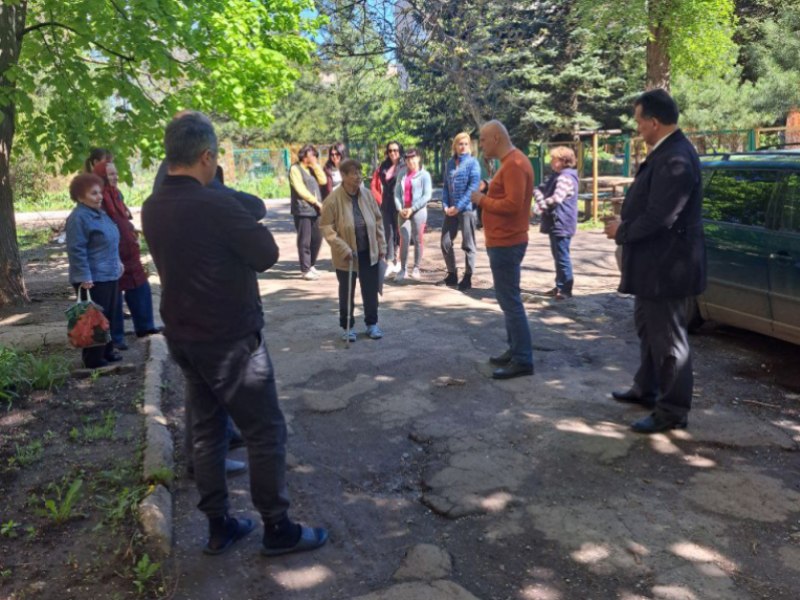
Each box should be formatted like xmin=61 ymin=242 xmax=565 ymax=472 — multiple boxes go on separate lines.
xmin=471 ymin=121 xmax=535 ymax=379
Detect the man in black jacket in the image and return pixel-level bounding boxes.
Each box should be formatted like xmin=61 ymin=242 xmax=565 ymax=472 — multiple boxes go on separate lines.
xmin=604 ymin=89 xmax=706 ymax=434
xmin=142 ymin=113 xmax=327 ymax=556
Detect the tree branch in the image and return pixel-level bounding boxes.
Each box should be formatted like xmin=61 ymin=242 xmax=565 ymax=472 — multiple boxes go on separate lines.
xmin=20 ymin=21 xmax=134 ymax=61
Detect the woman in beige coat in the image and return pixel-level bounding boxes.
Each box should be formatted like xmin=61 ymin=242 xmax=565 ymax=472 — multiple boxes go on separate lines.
xmin=321 ymin=159 xmax=387 ymax=341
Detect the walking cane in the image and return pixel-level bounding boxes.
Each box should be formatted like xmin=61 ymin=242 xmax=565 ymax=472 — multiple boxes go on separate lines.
xmin=345 ymin=252 xmax=354 ymax=349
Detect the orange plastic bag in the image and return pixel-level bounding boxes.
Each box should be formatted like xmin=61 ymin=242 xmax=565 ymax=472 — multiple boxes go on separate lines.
xmin=65 ymin=288 xmax=110 ymax=348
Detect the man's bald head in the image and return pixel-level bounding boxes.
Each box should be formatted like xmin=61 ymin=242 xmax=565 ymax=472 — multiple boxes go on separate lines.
xmin=479 ymin=120 xmax=513 ymax=159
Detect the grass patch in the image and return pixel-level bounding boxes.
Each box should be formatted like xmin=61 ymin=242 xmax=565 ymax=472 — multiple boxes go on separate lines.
xmin=16 ymin=227 xmax=53 ymax=251
xmin=69 ymin=410 xmax=117 ymax=443
xmin=9 ymin=440 xmax=44 ymax=468
xmin=0 ymin=347 xmax=71 ymax=410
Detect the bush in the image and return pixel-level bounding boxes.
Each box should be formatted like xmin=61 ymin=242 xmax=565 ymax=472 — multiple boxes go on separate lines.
xmin=235 ymin=175 xmax=290 ymax=199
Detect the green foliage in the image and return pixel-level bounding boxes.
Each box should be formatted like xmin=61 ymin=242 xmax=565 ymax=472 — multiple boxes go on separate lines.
xmin=40 ymin=477 xmax=84 ymax=524
xmin=6 ymin=0 xmax=323 ymax=181
xmin=9 ymin=440 xmax=44 ymax=468
xmin=236 ymin=175 xmax=290 ymax=200
xmin=1 ymin=520 xmax=19 ymax=538
xmin=146 ymin=467 xmax=174 ymax=488
xmin=0 ymin=346 xmax=70 ymax=408
xmin=673 ymin=68 xmax=762 ymax=131
xmin=748 ymin=11 xmax=800 ymax=119
xmin=132 ymin=553 xmax=160 ymax=595
xmin=70 ymin=410 xmax=117 ymax=443
xmin=575 ymin=0 xmax=737 ymax=86
xmin=16 ymin=228 xmax=52 ymax=251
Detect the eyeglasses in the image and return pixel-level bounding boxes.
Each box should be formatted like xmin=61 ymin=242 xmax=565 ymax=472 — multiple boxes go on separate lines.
xmin=388 ymin=148 xmax=400 ymax=154
xmin=331 ymin=151 xmax=341 ymax=157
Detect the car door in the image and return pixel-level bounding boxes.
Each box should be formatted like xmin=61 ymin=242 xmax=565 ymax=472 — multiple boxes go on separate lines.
xmin=700 ymin=168 xmax=781 ymax=335
xmin=768 ymin=171 xmax=800 ymax=344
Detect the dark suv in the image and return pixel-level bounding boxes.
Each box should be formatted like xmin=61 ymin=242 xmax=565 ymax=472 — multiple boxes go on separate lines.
xmin=694 ymin=151 xmax=800 ymax=344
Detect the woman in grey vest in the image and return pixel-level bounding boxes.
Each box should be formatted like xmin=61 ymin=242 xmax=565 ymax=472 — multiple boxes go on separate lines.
xmin=289 ymin=144 xmax=327 ymax=280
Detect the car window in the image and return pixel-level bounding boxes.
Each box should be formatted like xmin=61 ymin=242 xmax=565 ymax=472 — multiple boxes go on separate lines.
xmin=781 ymin=173 xmax=800 ymax=233
xmin=702 ymin=169 xmax=783 ymax=226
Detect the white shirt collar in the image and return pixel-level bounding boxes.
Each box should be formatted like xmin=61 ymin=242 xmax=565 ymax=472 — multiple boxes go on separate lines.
xmin=650 ymin=128 xmax=678 ymax=153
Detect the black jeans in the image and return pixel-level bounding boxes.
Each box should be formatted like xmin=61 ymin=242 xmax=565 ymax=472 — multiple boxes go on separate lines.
xmin=74 ymin=280 xmax=118 ymax=368
xmin=167 ymin=333 xmax=290 ymax=524
xmin=381 ymin=203 xmax=399 ymax=262
xmin=294 ymin=215 xmax=322 ymax=273
xmin=335 ymin=250 xmax=379 ymax=329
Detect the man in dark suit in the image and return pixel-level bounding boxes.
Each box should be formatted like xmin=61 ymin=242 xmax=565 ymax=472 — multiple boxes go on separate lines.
xmin=604 ymin=89 xmax=706 ymax=434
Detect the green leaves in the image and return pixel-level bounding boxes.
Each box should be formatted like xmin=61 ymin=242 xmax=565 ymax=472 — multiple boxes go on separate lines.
xmin=7 ymin=0 xmax=320 ymax=179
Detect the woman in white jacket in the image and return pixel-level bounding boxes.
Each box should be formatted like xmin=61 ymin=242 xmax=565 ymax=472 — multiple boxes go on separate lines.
xmin=320 ymin=159 xmax=387 ymax=341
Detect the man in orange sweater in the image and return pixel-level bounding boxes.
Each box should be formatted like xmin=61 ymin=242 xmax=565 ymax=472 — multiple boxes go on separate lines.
xmin=471 ymin=120 xmax=535 ymax=379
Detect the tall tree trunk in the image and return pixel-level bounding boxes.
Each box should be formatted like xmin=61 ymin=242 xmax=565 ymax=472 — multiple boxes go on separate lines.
xmin=646 ymin=22 xmax=670 ymax=91
xmin=0 ymin=2 xmax=29 ymax=307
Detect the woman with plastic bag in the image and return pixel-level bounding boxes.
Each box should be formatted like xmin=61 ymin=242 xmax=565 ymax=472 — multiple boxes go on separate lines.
xmin=65 ymin=173 xmax=124 ymax=368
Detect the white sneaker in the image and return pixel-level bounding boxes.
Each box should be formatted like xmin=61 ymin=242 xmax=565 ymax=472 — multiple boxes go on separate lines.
xmin=391 ymin=262 xmax=402 ymax=274
xmin=302 ymin=270 xmax=319 ymax=280
xmin=309 ymin=266 xmax=318 ymax=275
xmin=395 ymin=269 xmax=406 ymax=283
xmin=411 ymin=267 xmax=421 ymax=280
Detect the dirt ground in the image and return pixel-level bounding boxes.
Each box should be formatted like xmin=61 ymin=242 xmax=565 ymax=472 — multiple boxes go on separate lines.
xmin=3 ymin=200 xmax=800 ymax=600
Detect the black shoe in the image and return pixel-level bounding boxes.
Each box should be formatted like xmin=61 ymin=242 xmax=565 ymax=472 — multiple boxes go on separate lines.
xmin=437 ymin=272 xmax=458 ymax=287
xmin=492 ymin=361 xmax=534 ymax=379
xmin=457 ymin=274 xmax=472 ymax=291
xmin=261 ymin=517 xmax=328 ymax=557
xmin=204 ymin=516 xmax=255 ymax=555
xmin=612 ymin=389 xmax=656 ymax=409
xmin=105 ymin=351 xmax=123 ymax=363
xmin=542 ymin=287 xmax=559 ymax=297
xmin=114 ymin=341 xmax=129 ymax=351
xmin=554 ymin=291 xmax=572 ymax=301
xmin=136 ymin=327 xmax=163 ymax=338
xmin=631 ymin=412 xmax=688 ymax=434
xmin=489 ymin=349 xmax=512 ymax=366
xmin=84 ymin=359 xmax=109 ymax=369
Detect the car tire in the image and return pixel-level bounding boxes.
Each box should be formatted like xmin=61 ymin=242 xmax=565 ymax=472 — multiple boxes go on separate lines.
xmin=687 ymin=297 xmax=705 ymax=333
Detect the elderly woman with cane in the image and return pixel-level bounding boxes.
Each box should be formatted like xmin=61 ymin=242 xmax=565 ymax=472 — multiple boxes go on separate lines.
xmin=320 ymin=159 xmax=386 ymax=342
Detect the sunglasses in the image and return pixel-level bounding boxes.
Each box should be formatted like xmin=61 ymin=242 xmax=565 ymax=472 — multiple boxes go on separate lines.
xmin=388 ymin=148 xmax=400 ymax=153
xmin=331 ymin=151 xmax=341 ymax=157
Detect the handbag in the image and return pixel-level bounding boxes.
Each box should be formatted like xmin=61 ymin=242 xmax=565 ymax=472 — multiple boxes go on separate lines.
xmin=65 ymin=288 xmax=111 ymax=348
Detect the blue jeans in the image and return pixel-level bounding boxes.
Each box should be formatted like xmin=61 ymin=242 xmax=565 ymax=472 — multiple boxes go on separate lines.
xmin=548 ymin=234 xmax=573 ymax=295
xmin=111 ymin=281 xmax=157 ymax=344
xmin=487 ymin=243 xmax=533 ymax=367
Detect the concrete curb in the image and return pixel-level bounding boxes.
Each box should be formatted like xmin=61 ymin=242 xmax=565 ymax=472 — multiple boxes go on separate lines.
xmin=138 ymin=335 xmax=174 ymax=557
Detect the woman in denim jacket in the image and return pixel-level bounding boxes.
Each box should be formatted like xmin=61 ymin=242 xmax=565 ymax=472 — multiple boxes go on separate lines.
xmin=439 ymin=132 xmax=481 ymax=290
xmin=393 ymin=149 xmax=431 ymax=282
xmin=66 ymin=173 xmax=124 ymax=368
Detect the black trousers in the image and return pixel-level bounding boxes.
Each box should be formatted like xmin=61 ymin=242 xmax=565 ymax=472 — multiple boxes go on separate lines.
xmin=74 ymin=280 xmax=118 ymax=368
xmin=167 ymin=333 xmax=290 ymax=524
xmin=381 ymin=203 xmax=399 ymax=261
xmin=294 ymin=215 xmax=322 ymax=273
xmin=336 ymin=250 xmax=379 ymax=329
xmin=633 ymin=296 xmax=694 ymax=418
